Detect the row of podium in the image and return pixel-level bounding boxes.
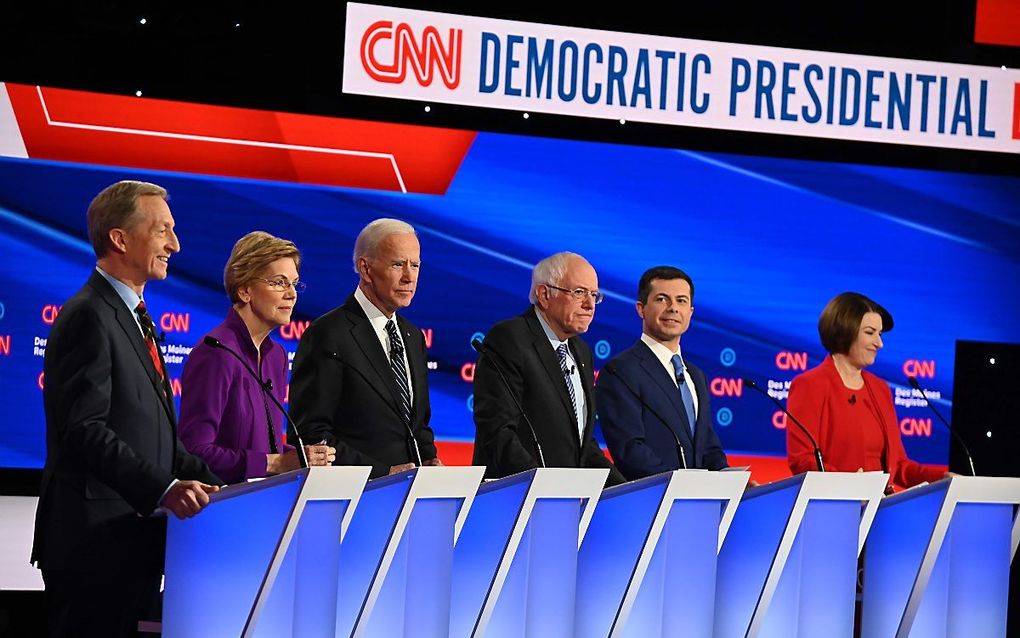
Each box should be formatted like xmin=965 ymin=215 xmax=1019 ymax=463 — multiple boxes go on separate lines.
xmin=163 ymin=468 xmax=1020 ymax=638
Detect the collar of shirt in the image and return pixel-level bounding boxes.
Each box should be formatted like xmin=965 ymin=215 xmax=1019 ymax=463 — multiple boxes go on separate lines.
xmin=354 ymin=286 xmax=414 ymax=402
xmin=354 ymin=285 xmax=393 ymax=348
xmin=535 ymin=307 xmax=570 ymax=353
xmin=640 ymin=333 xmax=699 ymax=413
xmin=640 ymin=333 xmax=682 ymax=373
xmin=96 ymin=266 xmax=144 ymax=335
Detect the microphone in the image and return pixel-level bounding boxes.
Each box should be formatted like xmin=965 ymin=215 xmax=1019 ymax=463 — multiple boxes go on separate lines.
xmin=471 ymin=338 xmax=547 ymax=468
xmin=907 ymin=376 xmax=976 ymax=476
xmin=322 ymin=349 xmax=422 ymax=467
xmin=202 ymin=336 xmax=308 ymax=469
xmin=743 ymin=378 xmax=825 ymax=472
xmin=848 ymin=394 xmax=857 ymax=405
xmin=601 ymin=362 xmax=688 ymax=469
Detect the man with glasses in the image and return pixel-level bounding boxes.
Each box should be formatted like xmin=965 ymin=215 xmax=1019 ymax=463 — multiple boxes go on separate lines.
xmin=290 ymin=218 xmax=441 ymax=479
xmin=472 ymin=252 xmax=625 ymax=486
xmin=596 ymin=266 xmax=729 ymax=480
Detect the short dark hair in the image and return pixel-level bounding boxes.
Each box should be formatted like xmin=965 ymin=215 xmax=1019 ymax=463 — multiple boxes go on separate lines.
xmin=638 ymin=266 xmax=694 ymax=304
xmin=818 ymin=292 xmax=894 ymax=354
xmin=87 ymin=180 xmax=168 ymax=258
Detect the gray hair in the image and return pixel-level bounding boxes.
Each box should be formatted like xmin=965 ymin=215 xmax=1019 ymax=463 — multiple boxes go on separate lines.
xmin=352 ymin=218 xmax=417 ymax=272
xmin=529 ymin=252 xmax=584 ymax=304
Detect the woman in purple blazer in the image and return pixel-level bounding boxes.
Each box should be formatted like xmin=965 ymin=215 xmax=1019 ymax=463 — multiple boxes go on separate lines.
xmin=180 ymin=231 xmax=334 ymax=483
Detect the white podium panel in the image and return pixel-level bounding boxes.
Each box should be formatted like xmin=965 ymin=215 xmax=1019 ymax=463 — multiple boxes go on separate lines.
xmin=714 ymin=471 xmax=888 ymax=638
xmin=861 ymin=476 xmax=1020 ymax=638
xmin=163 ymin=466 xmax=370 ymax=638
xmin=450 ymin=468 xmax=608 ymax=638
xmin=575 ymin=469 xmax=748 ymax=638
xmin=338 ymin=465 xmax=484 ymax=638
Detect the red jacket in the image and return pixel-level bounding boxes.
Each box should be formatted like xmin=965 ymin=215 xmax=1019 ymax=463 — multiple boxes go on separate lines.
xmin=786 ymin=356 xmax=943 ymax=488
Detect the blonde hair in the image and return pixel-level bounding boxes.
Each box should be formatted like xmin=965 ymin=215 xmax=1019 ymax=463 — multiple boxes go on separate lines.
xmin=223 ymin=231 xmax=301 ymax=303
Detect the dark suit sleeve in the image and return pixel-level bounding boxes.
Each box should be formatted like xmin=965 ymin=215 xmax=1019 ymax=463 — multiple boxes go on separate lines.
xmin=596 ymin=368 xmax=672 ymax=480
xmin=472 ymin=326 xmax=541 ymax=476
xmin=289 ymin=320 xmax=390 ymax=477
xmin=49 ymin=305 xmax=174 ymax=514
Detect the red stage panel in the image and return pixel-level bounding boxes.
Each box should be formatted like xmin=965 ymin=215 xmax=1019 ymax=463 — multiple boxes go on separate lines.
xmin=4 ymin=84 xmax=475 ymax=194
xmin=975 ymin=0 xmax=1020 ymax=47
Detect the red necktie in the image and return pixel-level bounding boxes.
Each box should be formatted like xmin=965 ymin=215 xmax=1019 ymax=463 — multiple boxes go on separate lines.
xmin=134 ymin=301 xmax=165 ymax=384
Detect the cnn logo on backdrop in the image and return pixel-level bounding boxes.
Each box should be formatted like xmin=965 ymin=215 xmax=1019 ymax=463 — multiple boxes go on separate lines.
xmin=360 ymin=20 xmax=463 ymax=88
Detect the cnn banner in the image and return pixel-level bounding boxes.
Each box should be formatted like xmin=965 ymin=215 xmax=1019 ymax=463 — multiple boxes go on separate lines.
xmin=343 ymin=3 xmax=1020 ymax=155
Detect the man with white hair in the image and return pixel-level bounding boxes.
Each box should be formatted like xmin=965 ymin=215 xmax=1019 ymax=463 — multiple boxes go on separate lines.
xmin=290 ymin=218 xmax=441 ymax=478
xmin=472 ymin=252 xmax=625 ymax=486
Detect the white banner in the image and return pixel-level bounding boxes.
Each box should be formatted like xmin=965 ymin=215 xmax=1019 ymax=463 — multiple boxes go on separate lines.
xmin=343 ymin=3 xmax=1020 ymax=154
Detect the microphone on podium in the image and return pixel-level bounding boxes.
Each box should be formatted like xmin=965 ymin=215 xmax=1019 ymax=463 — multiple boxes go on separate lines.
xmin=600 ymin=362 xmax=688 ymax=470
xmin=203 ymin=336 xmax=309 ymax=469
xmin=907 ymin=376 xmax=976 ymax=476
xmin=471 ymin=338 xmax=547 ymax=468
xmin=743 ymin=377 xmax=825 ymax=472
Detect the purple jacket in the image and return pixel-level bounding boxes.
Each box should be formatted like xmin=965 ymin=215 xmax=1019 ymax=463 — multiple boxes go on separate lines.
xmin=179 ymin=309 xmax=293 ymax=483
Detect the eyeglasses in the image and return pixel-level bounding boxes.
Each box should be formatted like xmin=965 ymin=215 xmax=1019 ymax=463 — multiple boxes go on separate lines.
xmin=546 ymin=284 xmax=605 ymax=305
xmin=256 ymin=277 xmax=307 ymax=293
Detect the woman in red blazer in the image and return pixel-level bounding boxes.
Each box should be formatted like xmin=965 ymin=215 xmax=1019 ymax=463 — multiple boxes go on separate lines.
xmin=786 ymin=292 xmax=946 ymax=489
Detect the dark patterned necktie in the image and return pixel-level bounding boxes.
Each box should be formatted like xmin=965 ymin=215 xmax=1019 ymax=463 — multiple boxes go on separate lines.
xmin=385 ymin=319 xmax=412 ymax=424
xmin=134 ymin=301 xmax=165 ymax=384
xmin=557 ymin=343 xmax=580 ymax=432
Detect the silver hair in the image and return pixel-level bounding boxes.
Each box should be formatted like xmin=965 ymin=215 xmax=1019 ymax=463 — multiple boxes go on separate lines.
xmin=529 ymin=251 xmax=584 ymax=304
xmin=352 ymin=218 xmax=417 ymax=272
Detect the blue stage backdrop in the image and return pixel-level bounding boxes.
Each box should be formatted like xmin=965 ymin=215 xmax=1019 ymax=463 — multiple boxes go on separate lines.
xmin=1 ymin=100 xmax=1019 ymax=472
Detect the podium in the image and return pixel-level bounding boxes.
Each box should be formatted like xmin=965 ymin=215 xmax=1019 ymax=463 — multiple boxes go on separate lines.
xmin=449 ymin=468 xmax=608 ymax=638
xmin=163 ymin=465 xmax=485 ymax=638
xmin=714 ymin=471 xmax=888 ymax=638
xmin=336 ymin=465 xmax=484 ymax=637
xmin=163 ymin=466 xmax=370 ymax=638
xmin=860 ymin=476 xmax=1020 ymax=638
xmin=574 ymin=469 xmax=749 ymax=638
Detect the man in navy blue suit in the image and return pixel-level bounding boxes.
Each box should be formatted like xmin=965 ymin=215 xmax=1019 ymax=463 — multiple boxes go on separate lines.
xmin=596 ymin=266 xmax=729 ymax=480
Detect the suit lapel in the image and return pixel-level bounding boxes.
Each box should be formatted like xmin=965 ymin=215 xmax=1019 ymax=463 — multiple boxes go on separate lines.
xmin=571 ymin=339 xmax=595 ymax=439
xmin=524 ymin=309 xmax=579 ymax=441
xmin=399 ymin=316 xmax=426 ymax=420
xmin=344 ymin=297 xmax=405 ymax=418
xmin=89 ymin=272 xmax=177 ymax=426
xmin=633 ymin=341 xmax=693 ymax=444
xmin=687 ymin=361 xmax=708 ymax=444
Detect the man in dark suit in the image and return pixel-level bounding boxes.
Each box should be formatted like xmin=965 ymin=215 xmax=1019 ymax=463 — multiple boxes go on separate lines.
xmin=32 ymin=180 xmax=221 ymax=637
xmin=472 ymin=252 xmax=625 ymax=486
xmin=597 ymin=266 xmax=729 ymax=480
xmin=290 ymin=218 xmax=440 ymax=478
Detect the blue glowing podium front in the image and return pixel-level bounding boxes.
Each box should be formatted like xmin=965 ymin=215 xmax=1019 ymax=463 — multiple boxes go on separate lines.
xmin=714 ymin=471 xmax=888 ymax=638
xmin=574 ymin=469 xmax=749 ymax=638
xmin=860 ymin=476 xmax=1020 ymax=638
xmin=449 ymin=467 xmax=608 ymax=638
xmin=336 ymin=465 xmax=484 ymax=638
xmin=163 ymin=466 xmax=371 ymax=638
xmin=163 ymin=465 xmax=485 ymax=638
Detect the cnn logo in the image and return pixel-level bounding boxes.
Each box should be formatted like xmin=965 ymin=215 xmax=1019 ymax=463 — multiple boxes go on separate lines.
xmin=775 ymin=351 xmax=808 ymax=371
xmin=902 ymin=359 xmax=935 ymax=378
xmin=710 ymin=378 xmax=743 ymax=397
xmin=360 ymin=20 xmax=462 ymax=89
